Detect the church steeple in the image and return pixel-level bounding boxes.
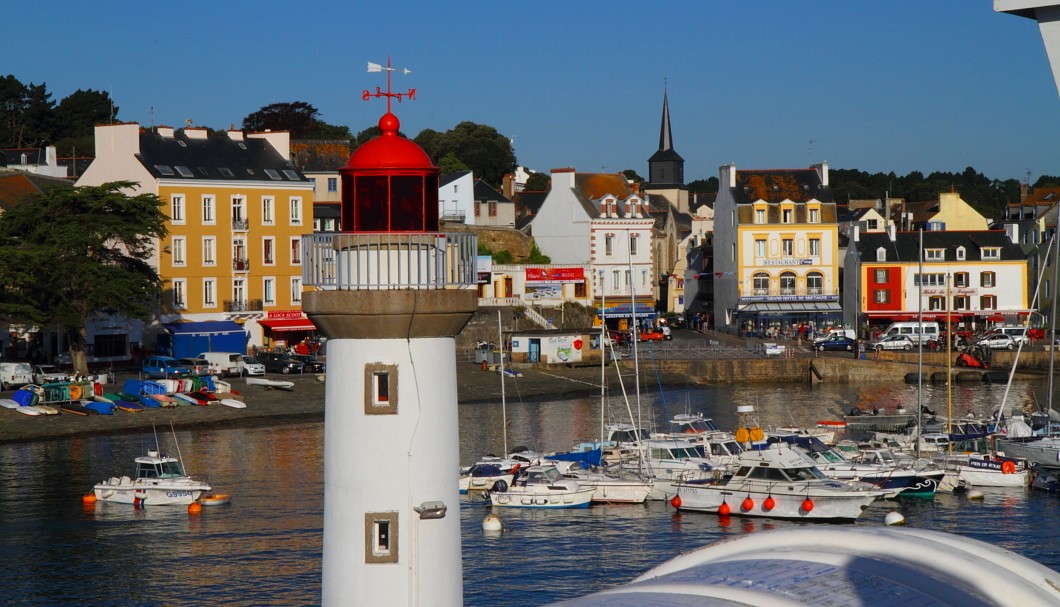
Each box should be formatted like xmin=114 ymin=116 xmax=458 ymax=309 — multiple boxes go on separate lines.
xmin=659 ymin=89 xmax=674 ymax=152
xmin=648 ymin=85 xmax=684 ymax=186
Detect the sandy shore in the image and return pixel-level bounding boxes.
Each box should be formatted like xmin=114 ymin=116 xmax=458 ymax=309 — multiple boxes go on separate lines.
xmin=0 ymin=361 xmax=695 ymax=445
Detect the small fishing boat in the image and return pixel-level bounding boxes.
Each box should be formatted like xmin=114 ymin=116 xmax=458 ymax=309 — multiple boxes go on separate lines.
xmin=218 ymin=397 xmax=246 ymax=409
xmin=92 ymin=448 xmax=211 ymax=506
xmin=0 ymin=398 xmax=20 ymax=410
xmin=487 ymin=465 xmax=595 ymax=509
xmin=81 ymin=399 xmax=115 ymax=415
xmin=246 ymin=377 xmax=294 ymax=391
xmin=672 ymin=444 xmax=887 ymax=521
xmin=199 ymin=493 xmax=232 ymax=506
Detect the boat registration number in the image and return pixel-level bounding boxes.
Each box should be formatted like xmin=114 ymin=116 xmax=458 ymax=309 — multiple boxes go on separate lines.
xmin=166 ymin=491 xmax=194 ymax=498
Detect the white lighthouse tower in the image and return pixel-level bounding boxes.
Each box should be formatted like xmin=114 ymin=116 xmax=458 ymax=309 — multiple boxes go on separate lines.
xmin=302 ymin=60 xmax=477 ymax=606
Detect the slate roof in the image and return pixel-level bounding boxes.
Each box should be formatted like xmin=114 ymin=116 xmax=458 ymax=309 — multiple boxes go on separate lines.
xmin=689 ymin=192 xmax=716 ymax=214
xmin=473 ymin=178 xmax=511 ymax=203
xmin=854 ymin=230 xmax=1025 ymax=262
xmin=313 ymin=203 xmax=340 ymax=219
xmin=137 ymin=132 xmax=306 ymax=182
xmin=514 ymin=190 xmax=548 ymax=230
xmin=439 ymin=170 xmax=471 ymax=187
xmin=1014 ymin=187 xmax=1060 ymax=208
xmin=571 ymin=172 xmax=640 ymax=220
xmin=731 ymin=169 xmax=834 ymax=204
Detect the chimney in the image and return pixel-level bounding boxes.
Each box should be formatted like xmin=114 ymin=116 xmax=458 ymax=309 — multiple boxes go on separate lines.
xmin=887 ymin=222 xmax=896 ymax=241
xmin=550 ymin=167 xmax=576 ymax=192
xmin=1020 ymin=183 xmax=1028 ymax=203
xmin=185 ymin=127 xmax=208 ymax=140
xmin=228 ymin=129 xmax=245 ymax=141
xmin=720 ymin=163 xmax=737 ymax=189
xmin=853 ymin=224 xmax=860 ymax=242
xmin=157 ymin=126 xmax=175 ymax=138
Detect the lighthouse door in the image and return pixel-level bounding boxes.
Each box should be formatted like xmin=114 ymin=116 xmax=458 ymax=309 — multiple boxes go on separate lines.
xmin=528 ymin=339 xmax=541 ymax=363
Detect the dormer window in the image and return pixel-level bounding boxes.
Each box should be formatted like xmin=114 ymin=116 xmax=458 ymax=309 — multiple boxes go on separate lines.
xmin=982 ymin=247 xmax=1001 ymax=260
xmin=925 ymin=249 xmax=945 ymax=261
xmin=956 ymin=246 xmax=966 ymax=260
xmin=782 ymin=209 xmax=793 ymax=224
xmin=755 ymin=209 xmax=765 ymax=224
xmin=876 ymin=247 xmax=886 ymax=262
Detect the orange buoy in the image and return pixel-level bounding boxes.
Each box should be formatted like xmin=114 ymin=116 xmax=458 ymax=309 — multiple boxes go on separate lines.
xmin=763 ymin=496 xmax=775 ymax=511
xmin=82 ymin=493 xmax=96 ymax=504
xmin=735 ymin=428 xmax=750 ymax=443
xmin=188 ymin=502 xmax=203 ymax=515
xmin=801 ymin=498 xmax=814 ymax=513
xmin=1002 ymin=460 xmax=1016 ymax=474
xmin=670 ymin=495 xmax=682 ymax=508
xmin=718 ymin=501 xmax=731 ymax=516
xmin=741 ymin=497 xmax=755 ymax=511
xmin=749 ymin=427 xmax=765 ymax=442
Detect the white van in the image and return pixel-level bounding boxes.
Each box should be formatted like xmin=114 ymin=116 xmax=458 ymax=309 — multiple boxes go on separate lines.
xmin=0 ymin=362 xmax=34 ymax=390
xmin=196 ymin=352 xmax=245 ymax=377
xmin=880 ymin=321 xmax=940 ymax=344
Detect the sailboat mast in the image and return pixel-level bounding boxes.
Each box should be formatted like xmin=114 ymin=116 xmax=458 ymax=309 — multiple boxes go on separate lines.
xmin=600 ymin=272 xmax=607 ymax=449
xmin=917 ymin=228 xmax=924 ymax=460
xmin=498 ymin=310 xmax=508 ymax=456
xmin=628 ymin=229 xmax=642 ymax=432
xmin=1047 ymin=230 xmax=1060 ymax=436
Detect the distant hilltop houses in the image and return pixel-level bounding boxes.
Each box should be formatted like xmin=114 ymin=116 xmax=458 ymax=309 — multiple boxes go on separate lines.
xmin=0 ymin=92 xmax=1057 ymax=364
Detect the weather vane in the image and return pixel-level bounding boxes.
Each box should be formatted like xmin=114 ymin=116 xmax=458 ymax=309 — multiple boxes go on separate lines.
xmin=363 ymin=56 xmax=415 ymax=114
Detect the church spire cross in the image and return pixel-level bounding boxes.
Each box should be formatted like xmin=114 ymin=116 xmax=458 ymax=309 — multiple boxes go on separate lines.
xmin=363 ymin=56 xmax=416 ymax=114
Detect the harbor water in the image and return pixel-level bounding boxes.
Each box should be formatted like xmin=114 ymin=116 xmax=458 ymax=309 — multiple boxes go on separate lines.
xmin=1 ymin=379 xmax=1058 ymax=606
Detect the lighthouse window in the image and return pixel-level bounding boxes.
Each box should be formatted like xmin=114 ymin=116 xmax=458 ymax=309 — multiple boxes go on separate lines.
xmin=364 ymin=512 xmax=399 ymax=564
xmin=365 ymin=363 xmax=398 ymax=415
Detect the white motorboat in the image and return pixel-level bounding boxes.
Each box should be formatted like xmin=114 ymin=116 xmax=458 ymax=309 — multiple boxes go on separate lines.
xmin=487 ymin=465 xmax=595 ymax=509
xmin=779 ymin=435 xmax=943 ymax=498
xmin=619 ymin=438 xmax=721 ymax=501
xmin=552 ymin=460 xmax=651 ymax=504
xmin=672 ymin=444 xmax=887 ymax=521
xmin=92 ymin=449 xmax=211 ymax=506
xmin=935 ymin=453 xmax=1031 ymax=488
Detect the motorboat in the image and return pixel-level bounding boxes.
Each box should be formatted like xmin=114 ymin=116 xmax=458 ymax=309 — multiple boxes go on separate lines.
xmin=92 ymin=449 xmax=211 ymax=506
xmin=672 ymin=444 xmax=887 ymax=521
xmin=934 ymin=452 xmax=1030 ymax=488
xmin=618 ymin=437 xmax=721 ymax=501
xmin=552 ymin=460 xmax=652 ymax=504
xmin=775 ymin=435 xmax=941 ymax=498
xmin=487 ymin=465 xmax=595 ymax=509
xmin=459 ymin=463 xmax=516 ymax=495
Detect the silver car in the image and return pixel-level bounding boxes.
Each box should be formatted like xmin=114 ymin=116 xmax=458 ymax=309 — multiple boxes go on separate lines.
xmin=872 ymin=335 xmax=915 ymax=351
xmin=241 ymin=355 xmax=266 ymax=376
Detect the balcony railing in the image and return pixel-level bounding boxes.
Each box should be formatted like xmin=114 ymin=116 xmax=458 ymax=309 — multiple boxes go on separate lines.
xmin=224 ymin=299 xmax=262 ymax=312
xmin=232 ymin=218 xmax=249 ymax=231
xmin=302 ymin=232 xmax=477 ymax=290
xmin=233 ymin=258 xmax=250 ymax=272
xmin=441 ymin=209 xmax=467 ymax=222
xmin=742 ymin=287 xmax=838 ymax=299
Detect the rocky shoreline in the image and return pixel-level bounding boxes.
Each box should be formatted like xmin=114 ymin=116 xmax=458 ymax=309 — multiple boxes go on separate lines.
xmin=0 ymin=361 xmax=695 ymax=445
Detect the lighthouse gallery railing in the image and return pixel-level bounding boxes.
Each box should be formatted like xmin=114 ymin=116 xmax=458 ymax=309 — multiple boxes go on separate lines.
xmin=301 ymin=232 xmax=478 ymax=290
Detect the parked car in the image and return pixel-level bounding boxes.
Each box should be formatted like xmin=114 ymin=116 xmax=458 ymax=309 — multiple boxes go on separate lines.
xmin=814 ymin=334 xmax=856 ymax=352
xmin=241 ymin=355 xmax=266 ymax=376
xmin=639 ymin=329 xmax=667 ymax=342
xmin=872 ymin=335 xmax=915 ymax=352
xmin=32 ymin=364 xmax=69 ymax=384
xmin=292 ymin=354 xmax=326 ymax=373
xmin=142 ymin=356 xmax=192 ymax=379
xmin=976 ymin=333 xmax=1017 ymax=350
xmin=178 ymin=357 xmax=212 ymax=377
xmin=257 ymin=352 xmax=305 ymax=374
xmin=609 ymin=330 xmax=631 ymax=346
xmin=756 ymin=342 xmax=785 ymax=356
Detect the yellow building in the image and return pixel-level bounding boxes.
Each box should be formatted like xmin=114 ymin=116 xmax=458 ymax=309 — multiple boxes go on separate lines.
xmin=77 ymin=123 xmax=316 ymax=350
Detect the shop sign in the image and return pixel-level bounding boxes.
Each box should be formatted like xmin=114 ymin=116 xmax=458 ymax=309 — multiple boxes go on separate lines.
xmin=268 ymin=310 xmax=304 ymax=320
xmin=526 ymin=267 xmax=584 ymax=283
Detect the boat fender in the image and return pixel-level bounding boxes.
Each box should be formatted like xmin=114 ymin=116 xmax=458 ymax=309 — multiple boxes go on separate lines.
xmin=69 ymin=384 xmax=82 ymax=400
xmin=801 ymin=498 xmax=814 ymax=513
xmin=1002 ymin=461 xmax=1016 ymax=474
xmin=670 ymin=495 xmax=682 ymax=509
xmin=742 ymin=497 xmax=755 ymax=511
xmin=491 ymin=480 xmax=508 ymax=493
xmin=763 ymin=496 xmax=776 ymax=511
xmin=735 ymin=428 xmax=750 ymax=443
xmin=718 ymin=501 xmax=731 ymax=516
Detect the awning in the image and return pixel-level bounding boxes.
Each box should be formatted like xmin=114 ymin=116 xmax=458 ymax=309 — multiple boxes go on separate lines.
xmin=258 ymin=318 xmax=317 ymax=332
xmin=739 ymin=302 xmax=842 ymax=314
xmin=165 ymin=320 xmax=246 ymax=335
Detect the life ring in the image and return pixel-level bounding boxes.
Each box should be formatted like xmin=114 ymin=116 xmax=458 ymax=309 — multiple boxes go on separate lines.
xmin=749 ymin=427 xmax=765 ymax=442
xmin=1001 ymin=460 xmax=1016 ymax=474
xmin=735 ymin=428 xmax=750 ymax=443
xmin=68 ymin=384 xmax=82 ymax=400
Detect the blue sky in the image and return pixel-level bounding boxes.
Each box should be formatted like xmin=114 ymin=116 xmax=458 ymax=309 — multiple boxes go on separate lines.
xmin=7 ymin=1 xmax=1060 ymax=184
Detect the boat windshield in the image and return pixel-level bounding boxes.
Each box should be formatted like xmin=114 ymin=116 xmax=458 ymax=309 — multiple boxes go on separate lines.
xmin=816 ymin=450 xmax=848 ymax=464
xmin=651 ymin=446 xmax=703 ymax=459
xmin=526 ymin=468 xmax=564 ymax=485
xmin=672 ymin=418 xmax=720 ymax=434
xmin=159 ymin=460 xmax=186 ymax=478
xmin=784 ymin=466 xmax=826 ymax=481
xmin=709 ymin=441 xmax=742 ymax=456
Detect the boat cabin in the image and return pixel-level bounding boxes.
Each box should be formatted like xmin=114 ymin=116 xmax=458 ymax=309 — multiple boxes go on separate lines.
xmin=518 ymin=466 xmax=565 ymax=487
xmin=134 ymin=451 xmax=186 ymax=479
xmin=606 ymin=424 xmax=651 ymax=445
xmin=669 ymin=413 xmax=721 ymax=435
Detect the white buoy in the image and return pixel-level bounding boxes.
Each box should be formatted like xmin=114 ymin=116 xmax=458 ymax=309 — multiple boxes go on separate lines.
xmin=967 ymin=489 xmax=985 ymax=501
xmin=482 ymin=513 xmax=503 ymax=532
xmin=884 ymin=510 xmax=906 ymax=526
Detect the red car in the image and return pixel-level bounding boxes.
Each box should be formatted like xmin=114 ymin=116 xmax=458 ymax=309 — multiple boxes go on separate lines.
xmin=639 ymin=329 xmax=666 ymax=342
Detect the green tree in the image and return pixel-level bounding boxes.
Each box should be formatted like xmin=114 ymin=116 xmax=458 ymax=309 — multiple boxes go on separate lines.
xmin=623 ymin=169 xmax=645 ymax=184
xmin=243 ymin=101 xmax=350 ymax=139
xmin=524 ymin=242 xmax=550 ymax=264
xmin=0 ymin=75 xmax=56 ymax=148
xmin=0 ymin=182 xmax=167 ymax=374
xmin=525 ymin=172 xmax=551 ymax=191
xmin=437 ymin=152 xmax=469 ymax=175
xmin=415 ymin=121 xmax=515 ymax=186
xmin=53 ymin=88 xmax=116 ymax=156
xmin=687 ymin=178 xmax=718 ymax=193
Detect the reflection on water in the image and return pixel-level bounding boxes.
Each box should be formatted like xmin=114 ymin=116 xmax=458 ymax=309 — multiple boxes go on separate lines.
xmin=0 ymin=380 xmax=1058 ymax=606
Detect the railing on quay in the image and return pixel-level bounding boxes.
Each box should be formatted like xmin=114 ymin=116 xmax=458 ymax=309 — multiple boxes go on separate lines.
xmin=301 ymin=232 xmax=478 ymax=290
